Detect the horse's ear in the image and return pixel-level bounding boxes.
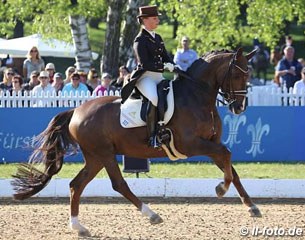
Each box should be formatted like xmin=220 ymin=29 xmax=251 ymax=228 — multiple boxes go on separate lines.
xmin=235 ymin=47 xmax=244 ymax=60
xmin=245 ymin=49 xmax=257 ymax=61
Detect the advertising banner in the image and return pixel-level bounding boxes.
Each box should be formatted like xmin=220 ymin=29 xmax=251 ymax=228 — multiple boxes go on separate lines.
xmin=1 ymin=107 xmax=304 ymax=163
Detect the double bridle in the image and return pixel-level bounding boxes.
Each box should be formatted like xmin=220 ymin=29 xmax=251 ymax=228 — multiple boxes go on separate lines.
xmin=218 ymin=53 xmax=249 ymax=105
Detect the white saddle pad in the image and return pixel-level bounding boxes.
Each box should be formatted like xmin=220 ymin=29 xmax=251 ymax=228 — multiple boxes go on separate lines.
xmin=120 ymin=80 xmax=174 ymax=128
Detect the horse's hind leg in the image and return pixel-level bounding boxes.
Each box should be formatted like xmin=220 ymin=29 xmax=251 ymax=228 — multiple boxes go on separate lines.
xmin=69 ymin=151 xmax=104 ymax=236
xmin=104 ymin=156 xmax=163 ymax=224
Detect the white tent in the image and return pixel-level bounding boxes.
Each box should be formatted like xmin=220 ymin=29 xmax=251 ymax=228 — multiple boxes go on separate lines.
xmin=0 ymin=34 xmax=98 ymax=60
xmin=0 ymin=38 xmax=7 ymax=58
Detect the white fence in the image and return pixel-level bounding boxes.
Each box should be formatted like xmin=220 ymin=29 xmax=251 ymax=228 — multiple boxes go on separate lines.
xmin=0 ymin=90 xmax=121 ymax=108
xmin=1 ymin=87 xmax=305 ymax=107
xmin=247 ymin=86 xmax=305 ymax=106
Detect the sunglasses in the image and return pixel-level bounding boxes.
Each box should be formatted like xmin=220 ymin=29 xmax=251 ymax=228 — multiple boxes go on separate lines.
xmin=72 ymin=78 xmax=80 ymax=81
xmin=12 ymin=81 xmax=20 ymax=83
xmin=30 ymin=49 xmax=38 ymax=52
xmin=93 ymin=76 xmax=98 ymax=78
xmin=40 ymin=77 xmax=48 ymax=79
xmin=7 ymin=72 xmax=14 ymax=76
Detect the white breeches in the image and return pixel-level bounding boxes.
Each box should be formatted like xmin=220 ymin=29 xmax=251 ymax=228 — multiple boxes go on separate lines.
xmin=136 ymin=71 xmax=164 ymax=107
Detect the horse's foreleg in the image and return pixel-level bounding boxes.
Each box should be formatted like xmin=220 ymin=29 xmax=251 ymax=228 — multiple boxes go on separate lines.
xmin=69 ymin=156 xmax=103 ymax=236
xmin=213 ymin=159 xmax=262 ymax=217
xmin=210 ymin=148 xmax=233 ymax=198
xmin=189 ymin=139 xmax=233 ymax=197
xmin=105 ymin=158 xmax=163 ymax=224
xmin=231 ymin=166 xmax=262 ymax=217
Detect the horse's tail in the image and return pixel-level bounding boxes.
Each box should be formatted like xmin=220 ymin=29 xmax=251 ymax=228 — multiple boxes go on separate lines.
xmin=11 ymin=109 xmax=77 ymax=200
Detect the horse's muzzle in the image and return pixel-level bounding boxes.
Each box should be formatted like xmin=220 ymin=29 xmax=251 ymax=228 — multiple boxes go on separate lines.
xmin=229 ymin=100 xmax=246 ymax=115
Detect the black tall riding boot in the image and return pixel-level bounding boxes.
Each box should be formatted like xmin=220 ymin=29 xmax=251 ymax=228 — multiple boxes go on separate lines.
xmin=146 ymin=103 xmax=160 ymax=148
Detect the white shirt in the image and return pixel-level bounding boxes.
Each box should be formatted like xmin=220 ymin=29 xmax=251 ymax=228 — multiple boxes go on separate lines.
xmin=32 ymin=84 xmax=56 ymax=95
xmin=293 ymin=79 xmax=305 ymax=94
xmin=32 ymin=84 xmax=56 ymax=107
xmin=174 ymin=49 xmax=198 ymax=71
xmin=144 ymin=28 xmax=155 ymax=38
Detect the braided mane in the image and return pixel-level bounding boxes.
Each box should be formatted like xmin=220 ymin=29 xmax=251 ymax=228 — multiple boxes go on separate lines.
xmin=201 ymin=49 xmax=234 ymax=61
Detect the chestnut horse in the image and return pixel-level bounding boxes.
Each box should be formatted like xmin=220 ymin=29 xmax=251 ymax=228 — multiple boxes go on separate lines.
xmin=12 ymin=48 xmax=261 ymax=236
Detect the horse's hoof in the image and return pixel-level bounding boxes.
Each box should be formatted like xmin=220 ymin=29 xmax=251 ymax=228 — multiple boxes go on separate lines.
xmin=248 ymin=205 xmax=262 ymax=218
xmin=215 ymin=182 xmax=227 ymax=198
xmin=78 ymin=229 xmax=91 ymax=237
xmin=150 ymin=213 xmax=163 ymax=224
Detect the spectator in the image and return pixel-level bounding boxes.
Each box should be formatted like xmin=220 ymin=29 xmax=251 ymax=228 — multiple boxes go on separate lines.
xmin=293 ymin=67 xmax=305 ymax=94
xmin=93 ymin=73 xmax=116 ymax=96
xmin=23 ymin=46 xmax=45 ymax=81
xmin=52 ymin=72 xmax=64 ymax=94
xmin=126 ymin=57 xmax=137 ymax=72
xmin=270 ymin=46 xmax=282 ymax=84
xmin=62 ymin=72 xmax=89 ymax=95
xmin=87 ymin=68 xmax=101 ymax=90
xmin=270 ymin=46 xmax=282 ymax=67
xmin=10 ymin=75 xmax=24 ymax=95
xmin=250 ymin=44 xmax=270 ymax=83
xmin=280 ymin=35 xmax=294 ymax=55
xmin=64 ymin=66 xmax=76 ymax=85
xmin=1 ymin=54 xmax=14 ymax=68
xmin=275 ymin=46 xmax=302 ymax=89
xmin=78 ymin=71 xmax=93 ymax=93
xmin=45 ymin=62 xmax=56 ymax=83
xmin=173 ymin=36 xmax=198 ymax=71
xmin=23 ymin=70 xmax=40 ymax=92
xmin=32 ymin=71 xmax=56 ymax=95
xmin=111 ymin=65 xmax=130 ymax=89
xmin=31 ymin=71 xmax=56 ymax=107
xmin=0 ymin=68 xmax=15 ymax=92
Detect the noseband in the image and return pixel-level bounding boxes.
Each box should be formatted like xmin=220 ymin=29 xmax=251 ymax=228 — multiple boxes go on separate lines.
xmin=218 ymin=53 xmax=249 ymax=105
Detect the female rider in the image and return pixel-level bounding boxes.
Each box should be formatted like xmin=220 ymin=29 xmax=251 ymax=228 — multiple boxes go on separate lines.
xmin=121 ymin=5 xmax=175 ymax=148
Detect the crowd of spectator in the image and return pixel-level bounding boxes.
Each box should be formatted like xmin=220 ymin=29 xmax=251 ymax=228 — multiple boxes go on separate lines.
xmin=248 ymin=35 xmax=305 ymax=93
xmin=0 ymin=46 xmax=125 ymax=97
xmin=2 ymin=35 xmax=305 ymax=99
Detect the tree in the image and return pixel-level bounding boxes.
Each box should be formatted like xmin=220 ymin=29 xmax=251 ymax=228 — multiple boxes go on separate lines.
xmin=1 ymin=0 xmax=304 ymax=73
xmin=101 ymin=0 xmax=127 ymax=77
xmin=157 ymin=0 xmax=305 ymax=53
xmin=69 ymin=0 xmax=92 ymax=72
xmin=118 ymin=0 xmax=150 ymax=68
xmin=0 ymin=0 xmax=107 ymax=73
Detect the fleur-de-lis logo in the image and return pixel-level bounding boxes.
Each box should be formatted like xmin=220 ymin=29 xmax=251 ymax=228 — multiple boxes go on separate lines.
xmin=223 ymin=114 xmax=247 ymax=148
xmin=246 ymin=118 xmax=270 ymax=157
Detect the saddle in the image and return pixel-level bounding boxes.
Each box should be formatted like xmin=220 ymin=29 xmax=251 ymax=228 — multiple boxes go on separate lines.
xmin=120 ymin=79 xmax=187 ymax=161
xmin=120 ymin=80 xmax=174 ymax=128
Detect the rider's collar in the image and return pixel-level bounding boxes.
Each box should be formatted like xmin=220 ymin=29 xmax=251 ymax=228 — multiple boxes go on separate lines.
xmin=143 ymin=28 xmax=155 ymax=38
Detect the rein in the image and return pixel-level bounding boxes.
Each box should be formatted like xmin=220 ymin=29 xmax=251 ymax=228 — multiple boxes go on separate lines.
xmin=174 ymin=67 xmax=208 ymax=90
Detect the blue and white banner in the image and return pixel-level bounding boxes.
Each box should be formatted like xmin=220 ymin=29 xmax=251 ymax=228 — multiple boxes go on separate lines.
xmin=0 ymin=107 xmax=304 ymax=163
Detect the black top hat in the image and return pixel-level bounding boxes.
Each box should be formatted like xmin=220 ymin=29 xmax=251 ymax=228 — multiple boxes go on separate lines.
xmin=137 ymin=5 xmax=161 ymax=18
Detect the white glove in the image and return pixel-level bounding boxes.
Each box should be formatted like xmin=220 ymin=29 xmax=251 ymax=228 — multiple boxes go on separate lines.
xmin=164 ymin=62 xmax=175 ymax=72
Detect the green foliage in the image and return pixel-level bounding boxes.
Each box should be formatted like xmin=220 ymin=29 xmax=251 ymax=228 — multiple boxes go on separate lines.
xmin=0 ymin=0 xmax=304 ymax=61
xmin=0 ymin=0 xmax=107 ymax=41
xmin=157 ymin=0 xmax=305 ymax=53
